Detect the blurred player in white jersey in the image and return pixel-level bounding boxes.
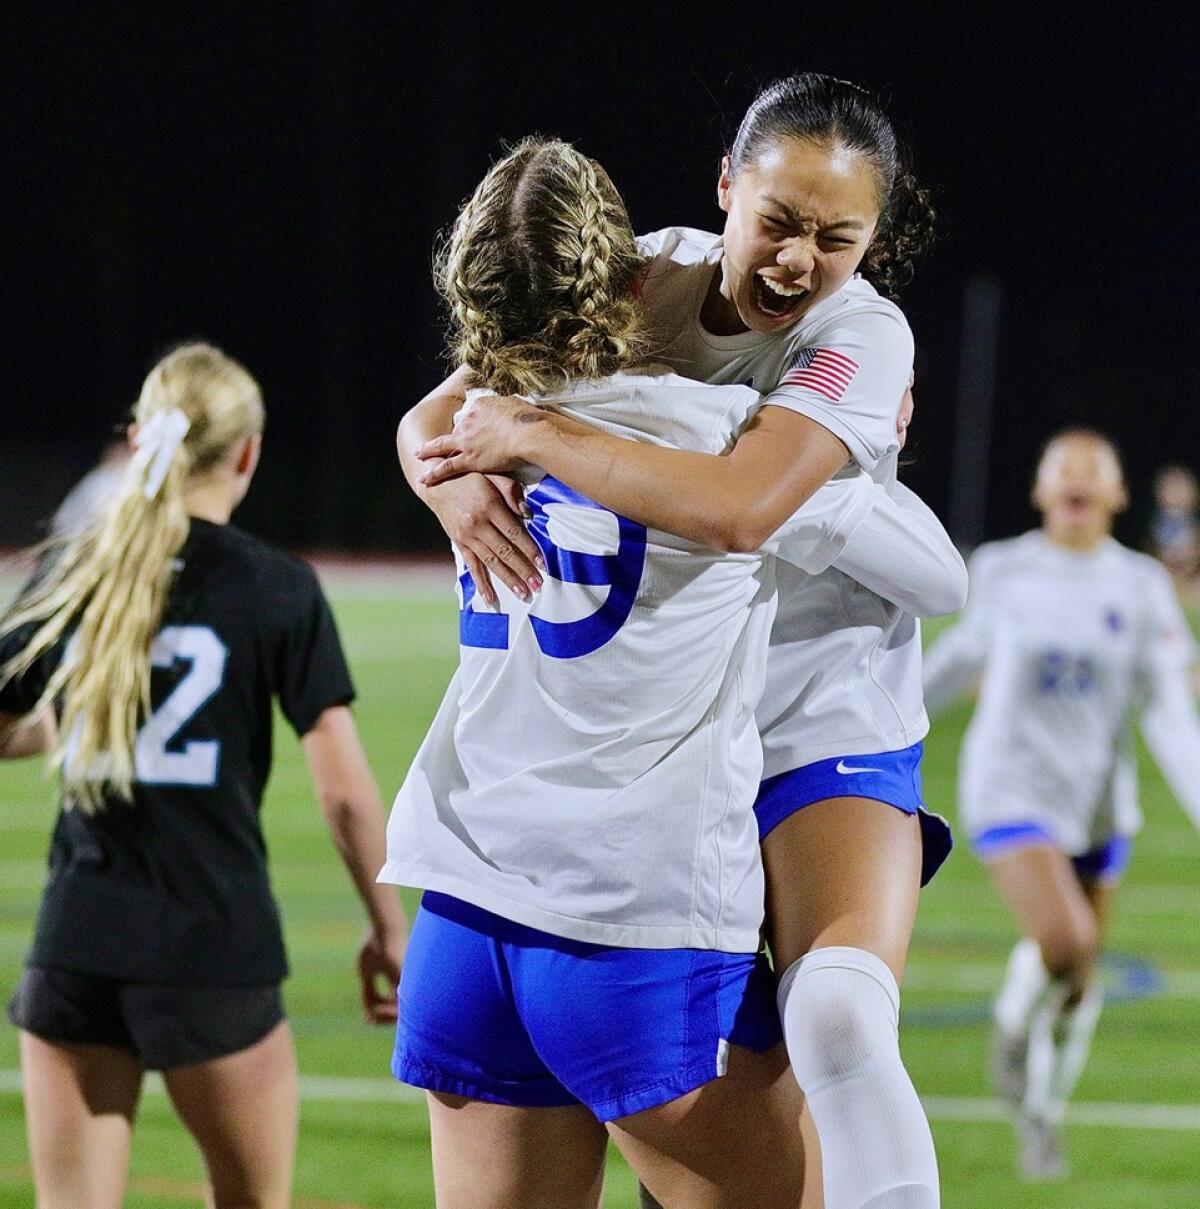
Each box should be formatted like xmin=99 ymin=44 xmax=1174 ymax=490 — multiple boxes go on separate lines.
xmin=923 ymin=430 xmax=1200 ymax=1179
xmin=50 ymin=438 xmax=130 ymax=538
xmin=408 ymin=75 xmax=948 ymax=1209
xmin=387 ymin=137 xmax=963 ymax=1209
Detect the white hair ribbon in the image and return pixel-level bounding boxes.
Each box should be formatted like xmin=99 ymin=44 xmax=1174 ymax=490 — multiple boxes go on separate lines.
xmin=131 ymin=407 xmax=191 ymax=500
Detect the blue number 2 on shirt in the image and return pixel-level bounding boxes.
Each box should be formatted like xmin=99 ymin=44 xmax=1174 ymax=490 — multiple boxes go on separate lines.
xmin=459 ymin=476 xmax=647 ymax=659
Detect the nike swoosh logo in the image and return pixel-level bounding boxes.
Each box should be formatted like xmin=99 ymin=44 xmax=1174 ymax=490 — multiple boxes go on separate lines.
xmin=835 ymin=760 xmax=885 ymax=775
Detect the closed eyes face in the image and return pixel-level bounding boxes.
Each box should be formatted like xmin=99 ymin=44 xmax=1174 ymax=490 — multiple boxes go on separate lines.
xmin=715 ymin=138 xmax=881 ymax=335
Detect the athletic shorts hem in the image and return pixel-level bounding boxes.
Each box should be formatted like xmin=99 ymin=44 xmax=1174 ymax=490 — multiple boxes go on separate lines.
xmin=971 ymin=823 xmax=1133 ymax=885
xmin=7 ymin=967 xmax=284 ymax=1071
xmin=754 ymin=743 xmax=952 ymax=886
xmin=392 ymin=1056 xmax=578 ymax=1109
xmin=393 ymin=1054 xmax=742 ymax=1122
xmin=588 ymin=1059 xmax=729 ymax=1122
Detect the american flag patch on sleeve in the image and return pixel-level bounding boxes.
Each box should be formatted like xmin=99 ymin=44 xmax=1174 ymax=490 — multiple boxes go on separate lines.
xmin=779 ymin=347 xmax=859 ymax=403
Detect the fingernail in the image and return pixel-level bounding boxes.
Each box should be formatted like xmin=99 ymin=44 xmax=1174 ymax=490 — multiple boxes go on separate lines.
xmin=534 ymin=553 xmax=546 ymax=571
xmin=529 ymin=576 xmax=541 ymax=592
xmin=515 ymin=584 xmax=529 ymax=601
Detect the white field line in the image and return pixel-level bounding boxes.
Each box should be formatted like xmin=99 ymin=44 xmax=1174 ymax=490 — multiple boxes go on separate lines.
xmin=0 ymin=1068 xmax=424 ymax=1103
xmin=920 ymin=1096 xmax=1200 ymax=1131
xmin=0 ymin=1068 xmax=1196 ymax=1130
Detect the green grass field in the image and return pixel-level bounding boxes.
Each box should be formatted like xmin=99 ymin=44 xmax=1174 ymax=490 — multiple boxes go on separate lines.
xmin=1 ymin=571 xmax=1198 ymax=1207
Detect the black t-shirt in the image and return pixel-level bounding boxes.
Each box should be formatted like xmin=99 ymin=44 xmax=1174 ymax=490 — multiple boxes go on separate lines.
xmin=0 ymin=519 xmax=355 ymax=986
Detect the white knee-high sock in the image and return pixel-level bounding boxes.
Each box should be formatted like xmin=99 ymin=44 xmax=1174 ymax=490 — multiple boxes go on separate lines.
xmin=1023 ymin=980 xmax=1071 ymax=1124
xmin=778 ymin=946 xmax=940 ymax=1209
xmin=1043 ymin=981 xmax=1104 ymax=1124
xmin=994 ymin=939 xmax=1049 ymax=1039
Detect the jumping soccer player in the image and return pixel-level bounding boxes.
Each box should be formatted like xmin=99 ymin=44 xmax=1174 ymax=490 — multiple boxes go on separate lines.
xmin=408 ymin=74 xmax=947 ymax=1209
xmin=386 ymin=136 xmax=963 ymax=1209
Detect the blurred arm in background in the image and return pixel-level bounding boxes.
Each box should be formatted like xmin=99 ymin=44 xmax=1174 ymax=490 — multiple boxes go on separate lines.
xmin=0 ymin=706 xmax=55 ymax=760
xmin=1137 ymin=568 xmax=1200 ymax=831
xmin=922 ymin=546 xmax=992 ymax=715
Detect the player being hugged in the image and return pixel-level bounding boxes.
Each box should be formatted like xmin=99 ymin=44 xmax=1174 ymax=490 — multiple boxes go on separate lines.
xmin=923 ymin=430 xmax=1200 ymax=1180
xmin=0 ymin=344 xmax=406 ymax=1209
xmin=406 ymin=75 xmax=951 ymax=1209
xmin=384 ymin=137 xmax=964 ymax=1209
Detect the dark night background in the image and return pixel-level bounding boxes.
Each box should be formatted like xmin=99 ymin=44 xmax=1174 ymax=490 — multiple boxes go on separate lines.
xmin=2 ymin=2 xmax=1196 ymax=554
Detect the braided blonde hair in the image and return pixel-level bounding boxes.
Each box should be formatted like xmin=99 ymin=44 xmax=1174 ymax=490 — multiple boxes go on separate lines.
xmin=0 ymin=343 xmax=264 ymax=810
xmin=437 ymin=137 xmax=649 ymax=395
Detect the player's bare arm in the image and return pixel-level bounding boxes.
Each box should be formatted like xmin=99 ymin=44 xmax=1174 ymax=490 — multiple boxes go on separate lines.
xmin=397 ymin=367 xmax=543 ymax=606
xmin=418 ymin=397 xmax=850 ymax=553
xmin=0 ymin=707 xmax=54 ymax=760
xmin=303 ymin=704 xmax=408 ymax=1025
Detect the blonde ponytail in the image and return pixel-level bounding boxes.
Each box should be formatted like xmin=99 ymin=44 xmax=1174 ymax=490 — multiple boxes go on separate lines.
xmin=436 ymin=137 xmax=650 ymax=397
xmin=0 ymin=343 xmax=264 ymax=810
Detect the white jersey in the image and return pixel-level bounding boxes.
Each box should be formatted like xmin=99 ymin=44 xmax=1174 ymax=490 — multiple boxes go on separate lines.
xmin=637 ymin=227 xmax=928 ymax=772
xmin=380 ymin=370 xmax=880 ymax=952
xmin=923 ymin=531 xmax=1200 ymax=852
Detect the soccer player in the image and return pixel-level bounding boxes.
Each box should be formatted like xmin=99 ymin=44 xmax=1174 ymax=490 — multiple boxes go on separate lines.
xmin=407 ymin=74 xmax=946 ymax=1209
xmin=1147 ymin=464 xmax=1200 ymax=594
xmin=50 ymin=438 xmax=130 ymax=538
xmin=0 ymin=344 xmax=406 ymax=1209
xmin=385 ymin=136 xmax=963 ymax=1209
xmin=922 ymin=429 xmax=1200 ymax=1179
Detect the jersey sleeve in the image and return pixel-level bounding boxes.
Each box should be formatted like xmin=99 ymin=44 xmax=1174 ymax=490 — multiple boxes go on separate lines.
xmin=830 ymin=482 xmax=969 ymax=618
xmin=760 ymin=471 xmax=877 ymax=573
xmin=633 ymin=229 xmax=676 ymax=263
xmin=635 ymin=228 xmax=672 ymax=259
xmin=1136 ymin=565 xmax=1200 ymax=829
xmin=760 ymin=306 xmax=913 ymax=472
xmin=921 ymin=544 xmax=997 ymax=715
xmin=1137 ymin=563 xmax=1200 ymax=675
xmin=274 ymin=564 xmax=356 ymax=737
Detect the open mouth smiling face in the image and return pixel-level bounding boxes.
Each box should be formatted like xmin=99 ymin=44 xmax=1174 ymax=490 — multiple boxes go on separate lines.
xmin=714 ymin=139 xmax=881 ymax=336
xmin=1035 ymin=436 xmax=1128 ymax=535
xmin=752 ymin=272 xmax=811 ymax=322
xmin=1062 ymin=491 xmax=1098 ymax=518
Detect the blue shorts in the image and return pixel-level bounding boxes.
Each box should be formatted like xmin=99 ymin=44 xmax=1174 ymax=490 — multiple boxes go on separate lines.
xmin=753 ymin=742 xmax=953 ymax=886
xmin=392 ymin=892 xmax=782 ymax=1122
xmin=971 ymin=822 xmax=1133 ymax=885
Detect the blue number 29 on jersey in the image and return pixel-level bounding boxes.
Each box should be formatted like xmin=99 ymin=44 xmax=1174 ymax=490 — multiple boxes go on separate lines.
xmin=459 ymin=476 xmax=647 ymax=660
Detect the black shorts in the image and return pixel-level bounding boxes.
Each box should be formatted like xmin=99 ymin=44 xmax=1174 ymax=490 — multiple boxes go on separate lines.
xmin=7 ymin=966 xmax=285 ymax=1071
